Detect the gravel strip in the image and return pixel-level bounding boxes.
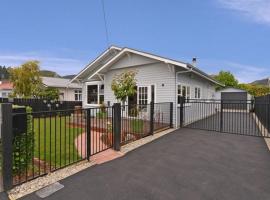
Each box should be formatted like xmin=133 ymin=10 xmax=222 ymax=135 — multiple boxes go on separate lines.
xmin=121 ymin=128 xmax=176 ymax=154
xmin=8 ymin=128 xmax=175 ymax=199
xmin=8 ymin=160 xmax=95 ymax=200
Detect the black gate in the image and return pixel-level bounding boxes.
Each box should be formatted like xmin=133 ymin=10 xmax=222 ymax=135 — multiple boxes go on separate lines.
xmin=179 ymin=98 xmax=270 ymax=138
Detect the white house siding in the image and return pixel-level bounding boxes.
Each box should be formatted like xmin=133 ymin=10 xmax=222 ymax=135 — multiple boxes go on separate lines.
xmin=82 ymin=53 xmax=220 ymax=127
xmin=105 ymin=63 xmax=176 ymax=125
xmin=176 ymin=72 xmax=217 ymax=127
xmin=58 ymin=88 xmax=81 ymax=101
xmin=83 ymin=53 xmax=177 ymax=125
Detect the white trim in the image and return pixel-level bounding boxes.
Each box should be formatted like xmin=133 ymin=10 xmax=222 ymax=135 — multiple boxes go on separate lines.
xmin=85 ymin=81 xmax=104 ymax=106
xmin=69 ymin=46 xmax=121 ymax=84
xmin=194 ymin=86 xmax=202 ymax=99
xmin=88 ymin=48 xmax=188 ymax=81
xmin=176 ymin=69 xmax=223 ymax=87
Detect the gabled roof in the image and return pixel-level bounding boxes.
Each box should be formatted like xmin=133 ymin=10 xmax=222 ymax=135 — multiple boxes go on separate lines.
xmin=71 ymin=46 xmax=223 ymax=86
xmin=42 ymin=77 xmax=82 ymax=89
xmin=70 ymin=46 xmax=121 ymax=83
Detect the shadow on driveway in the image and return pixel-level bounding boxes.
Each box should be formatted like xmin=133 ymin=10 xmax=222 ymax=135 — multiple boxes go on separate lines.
xmin=21 ymin=128 xmax=270 ymax=200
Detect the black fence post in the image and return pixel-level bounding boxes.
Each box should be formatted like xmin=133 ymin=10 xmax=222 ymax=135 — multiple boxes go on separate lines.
xmin=86 ymin=109 xmax=91 ymax=161
xmin=113 ymin=103 xmax=121 ymax=151
xmin=169 ymin=102 xmax=173 ymax=128
xmin=179 ymin=97 xmax=185 ymax=128
xmin=220 ymin=100 xmax=223 ymax=132
xmin=1 ymin=104 xmax=13 ymax=190
xmin=150 ymin=102 xmax=154 ymax=135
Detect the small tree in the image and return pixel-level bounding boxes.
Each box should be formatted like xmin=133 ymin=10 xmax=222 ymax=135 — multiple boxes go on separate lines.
xmin=9 ymin=61 xmax=43 ymax=98
xmin=111 ymin=70 xmax=137 ymax=105
xmin=39 ymin=87 xmax=60 ymax=100
xmin=214 ymin=71 xmax=238 ymax=90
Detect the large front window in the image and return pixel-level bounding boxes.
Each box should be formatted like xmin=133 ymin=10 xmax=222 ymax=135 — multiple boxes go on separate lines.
xmin=87 ymin=84 xmax=104 ymax=105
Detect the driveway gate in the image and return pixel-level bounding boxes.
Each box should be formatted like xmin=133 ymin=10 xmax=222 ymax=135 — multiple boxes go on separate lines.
xmin=179 ymin=98 xmax=270 ymax=138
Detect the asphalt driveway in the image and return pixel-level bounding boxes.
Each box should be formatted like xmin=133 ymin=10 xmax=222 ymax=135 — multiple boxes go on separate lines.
xmin=21 ymin=128 xmax=270 ymax=200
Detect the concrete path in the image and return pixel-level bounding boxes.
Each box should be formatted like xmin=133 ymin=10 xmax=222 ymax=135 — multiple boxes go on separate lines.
xmin=75 ymin=131 xmax=113 ymax=158
xmin=21 ymin=128 xmax=270 ymax=200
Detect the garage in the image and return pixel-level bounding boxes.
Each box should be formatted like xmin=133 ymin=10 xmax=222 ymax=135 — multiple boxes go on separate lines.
xmin=215 ymin=88 xmax=250 ymax=110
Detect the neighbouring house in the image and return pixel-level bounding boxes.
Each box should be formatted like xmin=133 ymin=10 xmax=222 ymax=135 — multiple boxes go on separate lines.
xmin=70 ymin=46 xmax=223 ymax=127
xmin=42 ymin=77 xmax=82 ymax=101
xmin=0 ymin=81 xmax=13 ymax=97
xmin=0 ymin=77 xmax=82 ymax=101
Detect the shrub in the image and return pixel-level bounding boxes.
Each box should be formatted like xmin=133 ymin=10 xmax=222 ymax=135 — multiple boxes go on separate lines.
xmin=96 ymin=103 xmax=107 ymax=118
xmin=131 ymin=119 xmax=144 ymax=133
xmin=96 ymin=111 xmax=107 ymax=118
xmin=12 ymin=106 xmax=34 ymax=175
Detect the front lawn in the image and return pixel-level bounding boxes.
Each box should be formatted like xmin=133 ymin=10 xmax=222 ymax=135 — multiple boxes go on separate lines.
xmin=33 ymin=115 xmax=84 ymax=168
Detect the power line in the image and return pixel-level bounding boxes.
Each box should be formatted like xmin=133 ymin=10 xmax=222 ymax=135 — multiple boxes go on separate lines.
xmin=101 ymin=0 xmax=110 ymax=47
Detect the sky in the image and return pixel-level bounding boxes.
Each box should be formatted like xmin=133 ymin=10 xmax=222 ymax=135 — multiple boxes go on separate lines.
xmin=0 ymin=0 xmax=270 ymax=83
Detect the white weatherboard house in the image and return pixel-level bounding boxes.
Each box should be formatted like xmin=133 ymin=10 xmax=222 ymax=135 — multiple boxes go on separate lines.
xmin=71 ymin=46 xmax=223 ymax=127
xmin=42 ymin=77 xmax=82 ymax=101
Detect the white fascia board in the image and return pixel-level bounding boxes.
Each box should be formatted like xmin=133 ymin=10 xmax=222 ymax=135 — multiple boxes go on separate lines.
xmin=88 ymin=48 xmax=189 ymax=80
xmin=70 ymin=46 xmax=120 ymax=84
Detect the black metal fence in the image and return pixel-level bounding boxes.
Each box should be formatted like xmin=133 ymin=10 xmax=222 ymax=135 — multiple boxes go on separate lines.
xmin=179 ymin=98 xmax=270 ymax=137
xmin=1 ymin=102 xmax=173 ymax=189
xmin=254 ymin=94 xmax=270 ymax=134
xmin=5 ymin=106 xmax=114 ymax=187
xmin=0 ymin=98 xmax=82 ymax=112
xmin=120 ymin=102 xmax=172 ymax=145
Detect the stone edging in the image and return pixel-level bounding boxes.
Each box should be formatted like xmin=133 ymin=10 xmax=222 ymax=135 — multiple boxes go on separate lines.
xmin=8 ymin=128 xmax=176 ymax=199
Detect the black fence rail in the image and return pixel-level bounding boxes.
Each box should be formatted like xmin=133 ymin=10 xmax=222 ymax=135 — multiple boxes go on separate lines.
xmin=120 ymin=102 xmax=172 ymax=145
xmin=10 ymin=106 xmax=114 ymax=186
xmin=0 ymin=97 xmax=82 ymax=112
xmin=1 ymin=102 xmax=173 ymax=189
xmin=255 ymin=94 xmax=270 ymax=134
xmin=179 ymin=98 xmax=269 ymax=137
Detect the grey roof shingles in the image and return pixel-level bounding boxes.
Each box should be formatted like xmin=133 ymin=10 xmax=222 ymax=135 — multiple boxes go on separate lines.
xmin=42 ymin=77 xmax=82 ymax=89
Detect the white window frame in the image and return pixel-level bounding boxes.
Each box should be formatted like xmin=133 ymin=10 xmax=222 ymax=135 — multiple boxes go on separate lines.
xmin=194 ymin=86 xmax=201 ymax=99
xmin=74 ymin=89 xmax=82 ymax=101
xmin=86 ymin=81 xmax=104 ymax=106
xmin=177 ymin=84 xmax=191 ymax=105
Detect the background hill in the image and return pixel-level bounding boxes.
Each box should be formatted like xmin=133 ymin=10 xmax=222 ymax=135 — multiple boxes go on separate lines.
xmin=251 ymin=78 xmax=270 ymax=86
xmin=39 ymin=70 xmax=61 ymax=77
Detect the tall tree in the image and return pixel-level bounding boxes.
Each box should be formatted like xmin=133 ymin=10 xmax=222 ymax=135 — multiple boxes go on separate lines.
xmin=214 ymin=71 xmax=238 ymax=89
xmin=0 ymin=65 xmax=10 ymax=80
xmin=9 ymin=61 xmax=42 ymax=98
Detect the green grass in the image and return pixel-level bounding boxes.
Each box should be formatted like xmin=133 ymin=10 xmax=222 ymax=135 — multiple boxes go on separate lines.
xmin=33 ymin=116 xmax=83 ymax=168
xmin=131 ymin=119 xmax=144 ymax=133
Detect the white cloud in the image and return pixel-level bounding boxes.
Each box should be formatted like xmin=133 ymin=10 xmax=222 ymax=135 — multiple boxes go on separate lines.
xmin=199 ymin=58 xmax=269 ymax=83
xmin=0 ymin=53 xmax=86 ymax=76
xmin=217 ymin=0 xmax=270 ymax=25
